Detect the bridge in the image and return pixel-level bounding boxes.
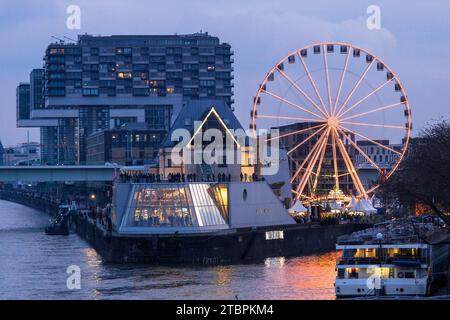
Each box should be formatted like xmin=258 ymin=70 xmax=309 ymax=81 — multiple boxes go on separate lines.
xmin=0 ymin=165 xmax=122 ymax=182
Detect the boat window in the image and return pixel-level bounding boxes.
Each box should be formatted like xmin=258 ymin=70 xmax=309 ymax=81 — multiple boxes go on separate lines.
xmin=122 ymin=183 xmax=229 ymax=229
xmin=348 ymin=268 xmax=359 ymax=279
xmin=207 ymin=184 xmax=229 ymax=222
xmin=354 ymin=248 xmax=377 ymax=258
xmin=343 ymin=249 xmax=356 ymax=258
xmin=386 ymin=248 xmax=420 ymax=259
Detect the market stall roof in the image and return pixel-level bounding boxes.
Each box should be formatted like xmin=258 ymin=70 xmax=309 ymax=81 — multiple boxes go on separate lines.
xmin=289 ymin=200 xmax=308 ymax=213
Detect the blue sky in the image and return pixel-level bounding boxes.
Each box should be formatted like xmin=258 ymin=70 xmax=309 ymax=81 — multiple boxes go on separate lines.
xmin=1 ymin=0 xmax=449 ymax=145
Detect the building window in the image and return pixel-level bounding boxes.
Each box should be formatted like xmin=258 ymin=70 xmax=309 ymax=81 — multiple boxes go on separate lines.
xmin=82 ymin=88 xmax=99 ymax=96
xmin=133 ymin=88 xmax=149 ymax=96
xmin=166 ymin=86 xmax=175 ymax=94
xmin=116 ymin=72 xmax=132 ymax=79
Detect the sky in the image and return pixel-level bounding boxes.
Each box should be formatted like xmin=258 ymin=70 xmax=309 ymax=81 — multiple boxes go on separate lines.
xmin=0 ymin=0 xmax=449 ymax=146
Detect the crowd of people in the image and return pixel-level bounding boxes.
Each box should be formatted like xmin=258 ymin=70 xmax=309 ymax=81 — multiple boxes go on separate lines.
xmin=134 ymin=211 xmax=193 ymax=228
xmin=118 ymin=172 xmax=162 ymax=183
xmin=117 ymin=171 xmax=263 ymax=183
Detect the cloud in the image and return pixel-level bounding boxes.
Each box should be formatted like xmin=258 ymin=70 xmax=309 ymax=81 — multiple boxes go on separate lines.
xmin=0 ymin=0 xmax=448 ymax=145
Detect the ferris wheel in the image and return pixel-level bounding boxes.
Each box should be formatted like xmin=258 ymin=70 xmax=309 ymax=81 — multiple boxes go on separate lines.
xmin=251 ymin=42 xmax=411 ymax=202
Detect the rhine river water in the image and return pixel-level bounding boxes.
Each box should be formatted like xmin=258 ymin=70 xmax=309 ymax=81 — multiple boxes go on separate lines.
xmin=0 ymin=200 xmax=337 ymax=300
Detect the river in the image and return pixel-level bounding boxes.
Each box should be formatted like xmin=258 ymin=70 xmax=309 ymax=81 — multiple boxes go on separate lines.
xmin=0 ymin=200 xmax=337 ymax=300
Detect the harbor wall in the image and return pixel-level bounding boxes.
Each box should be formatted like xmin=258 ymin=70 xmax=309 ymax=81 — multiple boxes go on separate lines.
xmin=70 ymin=213 xmax=364 ymax=264
xmin=0 ymin=189 xmax=369 ymax=265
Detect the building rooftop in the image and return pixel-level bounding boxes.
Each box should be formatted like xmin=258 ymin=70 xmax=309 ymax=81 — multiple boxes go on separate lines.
xmin=356 ymin=140 xmax=390 ymax=146
xmin=161 ymin=100 xmax=245 ymax=148
xmin=337 ymin=216 xmax=447 ymax=245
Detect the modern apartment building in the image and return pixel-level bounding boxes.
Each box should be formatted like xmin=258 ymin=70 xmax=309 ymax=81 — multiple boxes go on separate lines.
xmin=86 ymin=122 xmax=164 ymax=165
xmin=355 ymin=139 xmax=402 ymax=190
xmin=0 ymin=140 xmax=4 ymax=166
xmin=30 ymin=69 xmax=45 ymax=110
xmin=17 ymin=32 xmax=234 ymax=165
xmin=2 ymin=142 xmax=41 ymax=166
xmin=16 ymin=83 xmax=30 ymax=123
xmin=355 ymin=140 xmax=402 ymax=169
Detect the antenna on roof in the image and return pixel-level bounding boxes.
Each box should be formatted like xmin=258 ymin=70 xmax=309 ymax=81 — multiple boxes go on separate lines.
xmin=63 ymin=36 xmax=76 ymax=43
xmin=51 ymin=36 xmax=65 ymax=44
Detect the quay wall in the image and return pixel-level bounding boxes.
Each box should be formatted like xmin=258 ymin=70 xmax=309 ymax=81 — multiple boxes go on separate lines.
xmin=0 ymin=189 xmax=368 ymax=265
xmin=70 ymin=214 xmax=362 ymax=264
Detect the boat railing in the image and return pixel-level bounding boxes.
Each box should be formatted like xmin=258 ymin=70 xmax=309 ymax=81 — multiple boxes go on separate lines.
xmin=338 ymin=255 xmax=426 ymax=266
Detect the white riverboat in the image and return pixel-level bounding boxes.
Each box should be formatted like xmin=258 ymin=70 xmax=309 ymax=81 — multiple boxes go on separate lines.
xmin=334 ymin=217 xmax=450 ymax=298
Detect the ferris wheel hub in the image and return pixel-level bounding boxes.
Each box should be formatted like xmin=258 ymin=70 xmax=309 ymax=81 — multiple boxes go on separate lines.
xmin=327 ymin=117 xmax=339 ymax=128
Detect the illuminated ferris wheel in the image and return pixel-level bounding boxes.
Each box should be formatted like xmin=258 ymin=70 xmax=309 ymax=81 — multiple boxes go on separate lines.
xmin=251 ymin=42 xmax=411 ymax=202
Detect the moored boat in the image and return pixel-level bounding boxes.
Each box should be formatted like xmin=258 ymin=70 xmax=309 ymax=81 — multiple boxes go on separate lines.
xmin=334 ymin=216 xmax=450 ymax=298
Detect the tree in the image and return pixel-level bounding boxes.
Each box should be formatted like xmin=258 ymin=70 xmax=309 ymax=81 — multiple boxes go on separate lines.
xmin=379 ymin=120 xmax=450 ymax=224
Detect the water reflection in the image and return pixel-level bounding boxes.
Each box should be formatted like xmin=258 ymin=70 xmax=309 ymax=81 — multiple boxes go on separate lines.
xmin=0 ymin=200 xmax=336 ymax=300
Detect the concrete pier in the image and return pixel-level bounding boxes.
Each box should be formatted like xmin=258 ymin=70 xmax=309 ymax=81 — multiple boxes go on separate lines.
xmin=0 ymin=188 xmax=369 ymax=265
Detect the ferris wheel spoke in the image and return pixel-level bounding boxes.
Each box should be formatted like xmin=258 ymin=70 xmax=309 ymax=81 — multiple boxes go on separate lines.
xmin=322 ymin=45 xmax=333 ymax=115
xmin=338 ymin=172 xmax=351 ymax=178
xmin=275 ymin=68 xmax=329 ymax=118
xmin=338 ymin=77 xmax=396 ymax=118
xmin=336 ymin=127 xmax=383 ymax=173
xmin=333 ymin=128 xmax=367 ymax=198
xmin=297 ymin=52 xmax=330 ymax=117
xmin=287 ymin=125 xmax=327 ymax=156
xmin=331 ymin=129 xmax=340 ymax=191
xmin=340 ymin=121 xmax=405 ymax=130
xmin=333 ymin=48 xmax=351 ymax=116
xmin=339 ymin=125 xmax=403 ymax=156
xmin=256 ymin=114 xmax=322 ymax=122
xmin=335 ymin=60 xmax=375 ymax=117
xmin=266 ymin=123 xmax=325 ymax=142
xmin=261 ymin=89 xmax=325 ymax=120
xmin=295 ymin=128 xmax=330 ymax=199
xmin=292 ymin=190 xmax=312 ymax=200
xmin=339 ymin=102 xmax=404 ymax=122
xmin=312 ymin=129 xmax=330 ymax=192
xmin=290 ymin=127 xmax=328 ymax=183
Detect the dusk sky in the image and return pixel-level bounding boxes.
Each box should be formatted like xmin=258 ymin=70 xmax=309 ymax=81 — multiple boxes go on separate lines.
xmin=1 ymin=0 xmax=449 ymax=146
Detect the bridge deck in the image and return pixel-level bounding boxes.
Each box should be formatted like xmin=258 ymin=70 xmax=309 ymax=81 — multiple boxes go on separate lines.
xmin=0 ymin=165 xmax=121 ymax=182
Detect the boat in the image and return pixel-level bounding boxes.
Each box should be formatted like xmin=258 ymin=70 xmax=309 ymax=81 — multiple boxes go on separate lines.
xmin=334 ymin=216 xmax=450 ymax=298
xmin=73 ymin=102 xmax=370 ymax=263
xmin=45 ymin=204 xmax=77 ymax=236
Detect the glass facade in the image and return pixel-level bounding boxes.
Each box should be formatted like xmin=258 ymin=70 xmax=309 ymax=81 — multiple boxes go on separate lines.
xmin=16 ymin=83 xmax=30 ymax=121
xmin=30 ymin=69 xmax=44 ymax=110
xmin=120 ymin=183 xmax=229 ymax=230
xmin=44 ymin=33 xmax=233 ymax=105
